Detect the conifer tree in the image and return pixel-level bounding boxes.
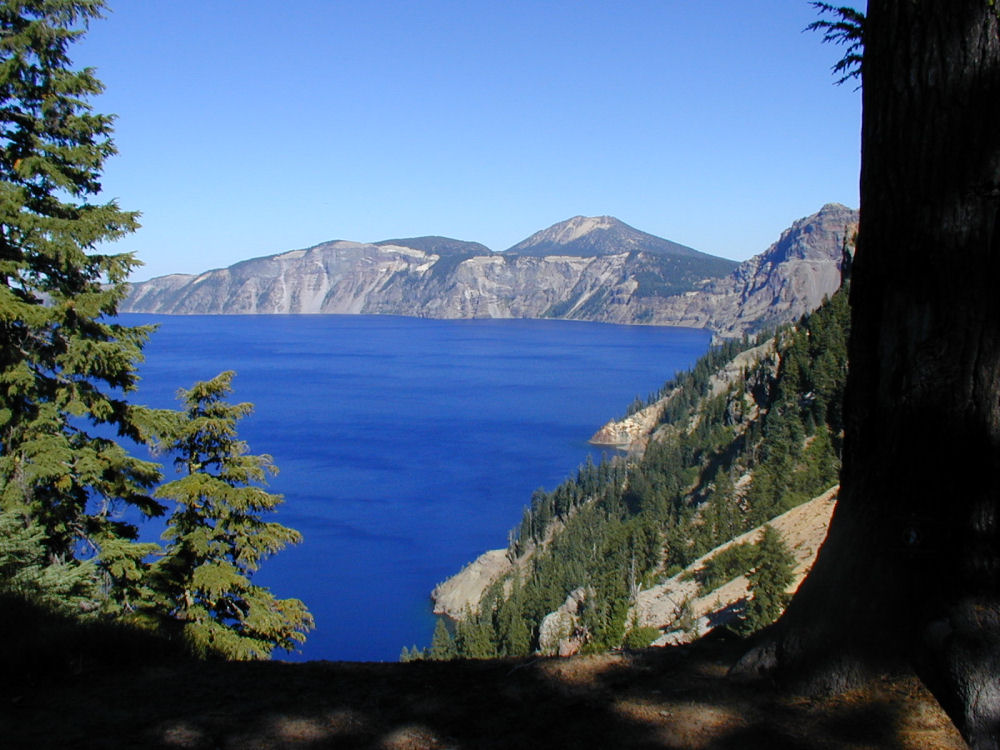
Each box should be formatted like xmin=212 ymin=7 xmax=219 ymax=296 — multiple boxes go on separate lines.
xmin=0 ymin=507 xmax=97 ymax=613
xmin=739 ymin=525 xmax=794 ymax=636
xmin=495 ymin=578 xmax=531 ymax=656
xmin=151 ymin=372 xmax=313 ymax=659
xmin=428 ymin=617 xmax=456 ymax=660
xmin=0 ymin=0 xmax=164 ymax=610
xmin=739 ymin=6 xmax=1000 ymax=743
xmin=455 ymin=604 xmax=497 ymax=659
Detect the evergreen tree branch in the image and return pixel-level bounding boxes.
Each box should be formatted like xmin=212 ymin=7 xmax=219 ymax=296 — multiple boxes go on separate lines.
xmin=806 ymin=2 xmax=865 ymax=85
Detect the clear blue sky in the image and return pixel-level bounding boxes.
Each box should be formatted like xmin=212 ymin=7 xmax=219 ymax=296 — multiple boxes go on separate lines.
xmin=79 ymin=1 xmax=863 ymax=281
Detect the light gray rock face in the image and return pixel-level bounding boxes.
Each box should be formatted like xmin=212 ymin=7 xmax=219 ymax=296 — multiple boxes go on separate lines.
xmin=122 ymin=205 xmax=857 ymax=338
xmin=507 ymin=214 xmax=711 ymax=259
xmin=633 ymin=203 xmax=858 ymax=338
xmin=125 ymin=242 xmax=436 ymax=315
xmin=537 ymin=587 xmax=590 ymax=657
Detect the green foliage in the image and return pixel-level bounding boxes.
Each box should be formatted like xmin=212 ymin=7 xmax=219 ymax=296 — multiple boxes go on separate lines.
xmin=0 ymin=0 xmax=166 ymax=612
xmin=426 ymin=250 xmax=480 ymax=280
xmin=0 ymin=507 xmax=98 ymax=613
xmin=0 ymin=6 xmax=316 ymax=663
xmin=745 ymin=291 xmax=849 ymax=524
xmin=696 ymin=469 xmax=742 ymax=550
xmin=623 ymin=622 xmax=661 ymax=650
xmin=454 ymin=604 xmax=498 ymax=659
xmin=687 ymin=541 xmax=757 ymax=597
xmin=150 ymin=372 xmax=313 ymax=660
xmin=399 ymin=644 xmax=426 ymax=662
xmin=494 ymin=578 xmax=532 ymax=656
xmin=807 ymin=3 xmax=865 ymax=85
xmin=627 ymin=253 xmax=736 ymax=299
xmin=737 ymin=525 xmax=795 ymax=636
xmin=450 ymin=577 xmax=539 ymax=659
xmin=617 ymin=336 xmax=751 ymax=422
xmin=428 ymin=618 xmax=457 ymax=660
xmin=657 ymin=337 xmax=750 ymax=426
xmin=675 ymin=596 xmax=697 ymax=635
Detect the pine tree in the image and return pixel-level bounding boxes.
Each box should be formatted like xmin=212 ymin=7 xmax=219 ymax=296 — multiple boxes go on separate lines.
xmin=0 ymin=507 xmax=97 ymax=614
xmin=454 ymin=605 xmax=497 ymax=659
xmin=738 ymin=525 xmax=794 ymax=636
xmin=151 ymin=372 xmax=313 ymax=660
xmin=0 ymin=0 xmax=165 ymax=611
xmin=495 ymin=578 xmax=532 ymax=656
xmin=428 ymin=618 xmax=456 ymax=660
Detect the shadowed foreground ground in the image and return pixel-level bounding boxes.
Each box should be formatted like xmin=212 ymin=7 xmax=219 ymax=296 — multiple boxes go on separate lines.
xmin=3 ymin=633 xmax=966 ymax=749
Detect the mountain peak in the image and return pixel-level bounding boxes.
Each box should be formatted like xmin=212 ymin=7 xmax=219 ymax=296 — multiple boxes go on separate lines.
xmin=542 ymin=215 xmax=619 ymax=245
xmin=505 ymin=215 xmax=709 ymax=259
xmin=759 ymin=204 xmax=859 ymax=265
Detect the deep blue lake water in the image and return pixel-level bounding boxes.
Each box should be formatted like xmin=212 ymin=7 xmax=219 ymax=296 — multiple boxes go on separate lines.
xmin=121 ymin=314 xmax=711 ymax=662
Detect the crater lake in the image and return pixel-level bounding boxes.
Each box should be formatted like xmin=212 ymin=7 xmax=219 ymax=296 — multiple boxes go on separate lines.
xmin=121 ymin=314 xmax=712 ymax=661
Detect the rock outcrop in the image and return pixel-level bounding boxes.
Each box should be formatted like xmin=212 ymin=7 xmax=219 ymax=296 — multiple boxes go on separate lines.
xmin=122 ymin=205 xmax=857 ymax=338
xmin=629 ymin=203 xmax=857 ymax=338
xmin=537 ymin=587 xmax=591 ymax=657
xmin=588 ymin=400 xmax=664 ymax=452
xmin=430 ymin=549 xmax=512 ymax=620
xmin=635 ymin=486 xmax=840 ymax=645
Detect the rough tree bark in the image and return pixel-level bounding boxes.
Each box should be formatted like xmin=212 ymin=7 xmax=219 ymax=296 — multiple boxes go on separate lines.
xmin=734 ymin=2 xmax=1000 ymax=747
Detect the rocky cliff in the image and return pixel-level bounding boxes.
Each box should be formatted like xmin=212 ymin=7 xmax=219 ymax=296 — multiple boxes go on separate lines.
xmin=636 ymin=203 xmax=857 ymax=338
xmin=122 ymin=205 xmax=856 ymax=338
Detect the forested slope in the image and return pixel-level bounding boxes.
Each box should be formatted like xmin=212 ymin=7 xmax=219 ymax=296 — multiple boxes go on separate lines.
xmin=415 ymin=288 xmax=851 ymax=660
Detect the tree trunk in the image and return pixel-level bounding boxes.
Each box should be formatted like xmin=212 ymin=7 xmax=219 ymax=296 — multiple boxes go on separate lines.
xmin=735 ymin=3 xmax=1000 ymax=746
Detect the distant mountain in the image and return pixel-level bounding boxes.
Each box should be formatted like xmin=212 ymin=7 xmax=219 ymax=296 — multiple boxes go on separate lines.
xmin=503 ymin=215 xmax=739 ymax=304
xmin=122 ymin=206 xmax=857 ymax=338
xmin=506 ymin=215 xmax=705 ymax=259
xmin=638 ymin=203 xmax=858 ymax=338
xmin=374 ymin=236 xmax=491 ymax=257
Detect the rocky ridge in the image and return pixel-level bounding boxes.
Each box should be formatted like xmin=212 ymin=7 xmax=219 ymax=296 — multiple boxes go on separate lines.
xmin=431 ymin=549 xmax=512 ymax=621
xmin=122 ymin=205 xmax=857 ymax=338
xmin=631 ymin=202 xmax=857 ymax=338
xmin=587 ymin=400 xmax=664 ymax=451
xmin=589 ymin=337 xmax=779 ymax=451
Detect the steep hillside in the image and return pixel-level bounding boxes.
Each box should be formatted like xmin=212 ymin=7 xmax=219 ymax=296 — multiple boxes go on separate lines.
xmin=632 ymin=202 xmax=858 ymax=337
xmin=637 ymin=485 xmax=839 ymax=646
xmin=121 ymin=206 xmax=855 ymax=337
xmin=420 ymin=289 xmax=850 ymax=660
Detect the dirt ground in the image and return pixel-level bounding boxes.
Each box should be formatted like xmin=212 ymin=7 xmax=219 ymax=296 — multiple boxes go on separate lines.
xmin=3 ymin=634 xmax=967 ymax=749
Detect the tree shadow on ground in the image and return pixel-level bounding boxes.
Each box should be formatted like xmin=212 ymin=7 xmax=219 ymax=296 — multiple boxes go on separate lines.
xmin=3 ymin=600 xmax=967 ymax=750
xmin=706 ymin=600 xmax=746 ymax=631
